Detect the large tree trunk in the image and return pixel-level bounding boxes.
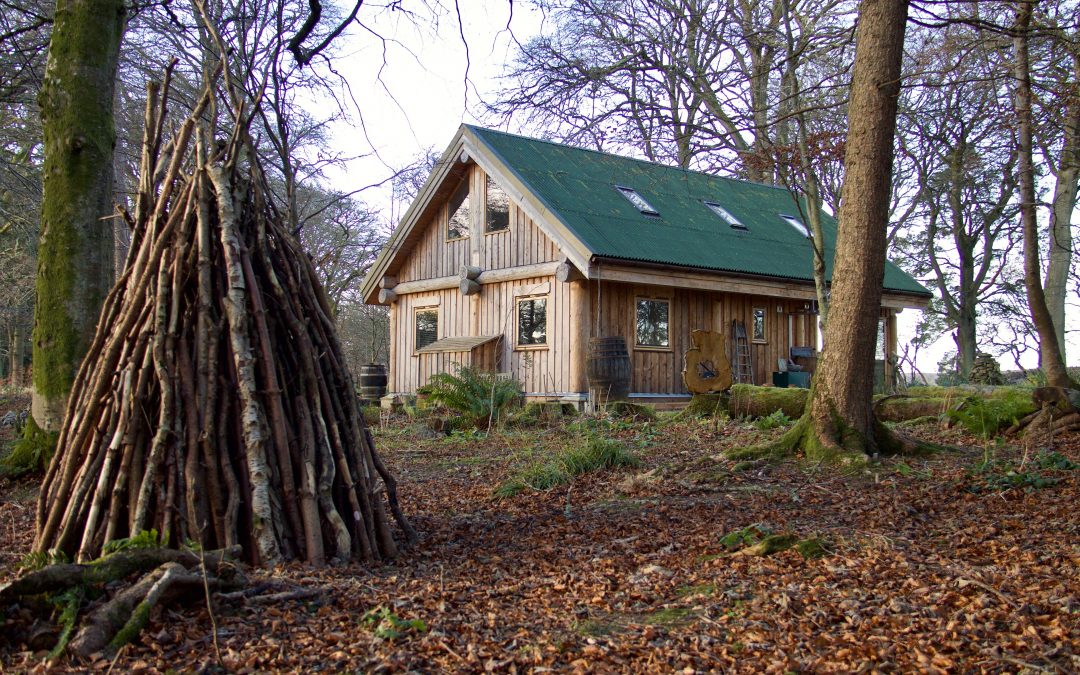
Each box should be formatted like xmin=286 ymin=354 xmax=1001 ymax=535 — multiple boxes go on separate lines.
xmin=767 ymin=0 xmax=913 ymax=461
xmin=1014 ymin=0 xmax=1075 ymax=390
xmin=1044 ymin=54 xmax=1080 ymax=364
xmin=32 ymin=0 xmax=124 ymax=430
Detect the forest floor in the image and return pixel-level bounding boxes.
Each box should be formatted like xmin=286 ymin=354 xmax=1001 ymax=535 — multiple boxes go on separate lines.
xmin=1 ymin=406 xmax=1078 ymax=673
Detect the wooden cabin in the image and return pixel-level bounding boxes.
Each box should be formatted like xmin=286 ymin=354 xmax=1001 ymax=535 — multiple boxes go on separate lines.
xmin=360 ymin=126 xmax=931 ymax=406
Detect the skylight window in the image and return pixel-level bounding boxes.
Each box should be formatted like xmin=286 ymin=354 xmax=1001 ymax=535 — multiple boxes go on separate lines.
xmin=704 ymin=201 xmax=746 ymax=229
xmin=780 ymin=214 xmax=811 ymax=238
xmin=615 ymin=186 xmax=660 ymax=216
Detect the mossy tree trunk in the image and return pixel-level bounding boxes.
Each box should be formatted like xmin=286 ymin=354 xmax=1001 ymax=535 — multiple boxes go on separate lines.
xmin=32 ymin=0 xmax=124 ymax=430
xmin=788 ymin=0 xmax=913 ymax=461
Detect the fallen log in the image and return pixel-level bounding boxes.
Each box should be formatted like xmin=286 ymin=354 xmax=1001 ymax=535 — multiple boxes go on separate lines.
xmin=68 ymin=561 xmax=217 ymax=658
xmin=1 ymin=546 xmax=244 ymax=659
xmin=685 ymin=385 xmax=1022 ymax=426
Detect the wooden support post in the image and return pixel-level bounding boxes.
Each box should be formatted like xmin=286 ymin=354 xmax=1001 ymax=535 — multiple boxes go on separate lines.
xmin=470 ymin=166 xmax=482 ymax=267
xmin=886 ymin=309 xmax=899 ymax=389
xmin=569 ymin=279 xmax=590 ymax=393
xmin=388 ymin=303 xmax=397 ymax=394
xmin=470 ymin=294 xmax=480 ymax=337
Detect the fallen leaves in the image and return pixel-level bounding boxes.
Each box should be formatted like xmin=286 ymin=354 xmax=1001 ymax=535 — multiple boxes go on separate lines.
xmin=2 ymin=414 xmax=1079 ymax=672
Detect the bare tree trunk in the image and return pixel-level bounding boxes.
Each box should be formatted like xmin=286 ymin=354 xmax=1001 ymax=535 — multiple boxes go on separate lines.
xmin=1044 ymin=56 xmax=1080 ymax=363
xmin=1014 ymin=0 xmax=1075 ymax=389
xmin=31 ymin=0 xmax=124 ymax=430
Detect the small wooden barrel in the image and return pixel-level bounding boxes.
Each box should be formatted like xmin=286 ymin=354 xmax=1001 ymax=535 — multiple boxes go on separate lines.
xmin=587 ymin=337 xmax=631 ymax=402
xmin=358 ymin=364 xmax=388 ymax=402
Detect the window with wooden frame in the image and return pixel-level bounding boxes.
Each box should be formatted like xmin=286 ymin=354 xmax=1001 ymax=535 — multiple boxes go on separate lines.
xmin=414 ymin=308 xmax=439 ymax=351
xmin=516 ymin=296 xmax=548 ymax=347
xmin=446 ymin=177 xmax=470 ymax=241
xmin=635 ymin=297 xmax=670 ymax=349
xmin=752 ymin=307 xmax=766 ymax=343
xmin=485 ymin=175 xmax=510 ymax=233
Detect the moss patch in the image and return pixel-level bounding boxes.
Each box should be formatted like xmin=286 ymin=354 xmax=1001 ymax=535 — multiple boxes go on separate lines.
xmin=945 ymin=388 xmax=1038 ymax=438
xmin=677 ymin=393 xmax=728 ymax=419
xmin=728 ymin=384 xmax=808 ymax=419
xmin=605 ymin=401 xmax=656 ymax=421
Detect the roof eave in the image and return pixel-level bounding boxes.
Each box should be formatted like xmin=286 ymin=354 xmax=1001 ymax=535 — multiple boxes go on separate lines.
xmin=590 ymin=255 xmax=932 ymax=309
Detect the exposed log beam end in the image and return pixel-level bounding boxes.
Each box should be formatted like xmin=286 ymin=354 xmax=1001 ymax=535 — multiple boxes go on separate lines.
xmin=556 ymin=261 xmax=584 ymax=283
xmin=378 ymin=288 xmax=397 ymax=304
xmin=460 ymin=279 xmax=481 ymax=296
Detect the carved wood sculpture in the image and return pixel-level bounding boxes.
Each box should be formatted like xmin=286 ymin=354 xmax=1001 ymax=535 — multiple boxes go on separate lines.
xmin=682 ymin=330 xmax=733 ymax=394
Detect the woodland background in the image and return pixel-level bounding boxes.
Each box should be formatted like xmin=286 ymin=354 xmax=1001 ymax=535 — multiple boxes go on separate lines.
xmin=1 ymin=0 xmax=1078 ymax=391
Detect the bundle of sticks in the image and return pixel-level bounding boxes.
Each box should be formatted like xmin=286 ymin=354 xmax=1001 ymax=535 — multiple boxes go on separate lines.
xmin=34 ymin=74 xmax=414 ymax=566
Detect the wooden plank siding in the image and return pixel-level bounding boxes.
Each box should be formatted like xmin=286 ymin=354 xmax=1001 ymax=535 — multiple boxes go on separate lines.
xmin=590 ymin=280 xmax=818 ymax=394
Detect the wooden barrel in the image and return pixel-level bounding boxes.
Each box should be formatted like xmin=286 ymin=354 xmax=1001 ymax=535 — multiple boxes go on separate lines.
xmin=358 ymin=364 xmax=388 ymax=402
xmin=587 ymin=337 xmax=631 ymax=402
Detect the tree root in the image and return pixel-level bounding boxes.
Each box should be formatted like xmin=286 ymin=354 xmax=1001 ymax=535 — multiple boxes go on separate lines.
xmin=727 ymin=412 xmax=946 ymax=464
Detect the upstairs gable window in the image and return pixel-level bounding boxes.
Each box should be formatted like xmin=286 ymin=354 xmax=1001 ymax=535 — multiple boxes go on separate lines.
xmin=447 ymin=178 xmax=470 ymax=240
xmin=517 ymin=296 xmax=547 ymax=346
xmin=485 ymin=176 xmax=510 ymax=233
xmin=615 ymin=185 xmax=660 ymax=216
xmin=780 ymin=214 xmax=811 ymax=238
xmin=704 ymin=201 xmax=746 ymax=229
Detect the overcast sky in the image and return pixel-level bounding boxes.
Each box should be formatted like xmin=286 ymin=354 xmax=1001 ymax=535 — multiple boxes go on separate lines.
xmin=324 ymin=0 xmax=1077 ymax=375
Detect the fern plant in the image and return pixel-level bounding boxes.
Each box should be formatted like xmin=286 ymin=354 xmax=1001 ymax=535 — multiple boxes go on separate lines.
xmin=1 ymin=416 xmax=59 ymax=475
xmin=425 ymin=366 xmax=522 ymax=429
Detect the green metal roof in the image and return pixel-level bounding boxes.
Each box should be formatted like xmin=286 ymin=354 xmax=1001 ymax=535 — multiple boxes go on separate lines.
xmin=467 ymin=126 xmax=930 ymax=297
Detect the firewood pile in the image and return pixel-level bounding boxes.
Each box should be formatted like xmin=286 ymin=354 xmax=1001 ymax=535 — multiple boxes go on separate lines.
xmin=33 ymin=73 xmax=414 ymax=568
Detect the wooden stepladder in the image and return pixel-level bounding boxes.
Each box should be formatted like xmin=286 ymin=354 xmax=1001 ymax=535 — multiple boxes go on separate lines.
xmin=731 ymin=320 xmax=753 ymax=384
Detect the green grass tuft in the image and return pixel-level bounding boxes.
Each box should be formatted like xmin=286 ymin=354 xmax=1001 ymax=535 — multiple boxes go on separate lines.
xmin=494 ymin=435 xmax=640 ymax=498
